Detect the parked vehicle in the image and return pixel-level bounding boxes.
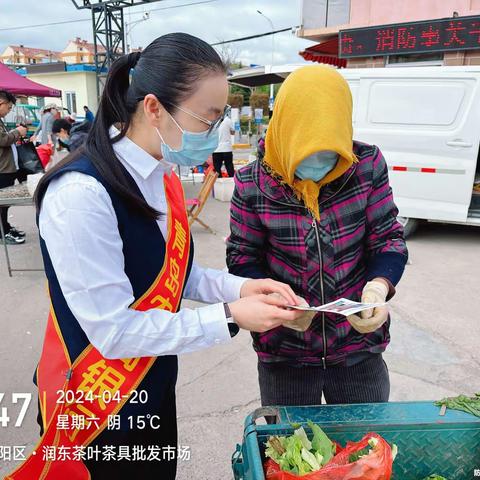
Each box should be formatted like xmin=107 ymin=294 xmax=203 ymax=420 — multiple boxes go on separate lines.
xmin=340 ymin=66 xmax=480 ymax=236
xmin=4 ymin=104 xmax=40 ymax=136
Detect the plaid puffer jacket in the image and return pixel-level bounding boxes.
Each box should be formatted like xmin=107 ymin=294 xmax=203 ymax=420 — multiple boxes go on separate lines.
xmin=226 ymin=141 xmax=408 ymax=367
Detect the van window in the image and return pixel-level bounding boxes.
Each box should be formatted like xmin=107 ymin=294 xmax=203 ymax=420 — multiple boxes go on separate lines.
xmin=367 ymin=80 xmax=471 ymax=128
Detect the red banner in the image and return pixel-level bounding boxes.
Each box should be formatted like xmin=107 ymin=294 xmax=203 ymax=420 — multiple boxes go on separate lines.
xmin=6 ymin=171 xmax=190 ymax=480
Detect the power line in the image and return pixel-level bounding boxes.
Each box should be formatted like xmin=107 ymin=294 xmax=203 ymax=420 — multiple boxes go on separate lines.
xmin=0 ymin=0 xmax=220 ymax=32
xmin=0 ymin=18 xmax=88 ymax=32
xmin=211 ymin=27 xmax=295 ymax=46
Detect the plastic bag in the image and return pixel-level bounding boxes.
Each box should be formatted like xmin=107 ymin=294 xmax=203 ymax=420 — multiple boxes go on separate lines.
xmin=36 ymin=144 xmax=54 ymax=168
xmin=265 ymin=433 xmax=392 ymax=480
xmin=16 ymin=142 xmax=44 ymax=174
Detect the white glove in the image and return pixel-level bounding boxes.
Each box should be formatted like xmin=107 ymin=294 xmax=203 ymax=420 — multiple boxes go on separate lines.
xmin=268 ymin=293 xmax=315 ymax=332
xmin=347 ymin=280 xmax=389 ymax=334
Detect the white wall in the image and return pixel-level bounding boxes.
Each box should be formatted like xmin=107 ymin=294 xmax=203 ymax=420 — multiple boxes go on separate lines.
xmin=25 ymin=70 xmax=98 ymax=114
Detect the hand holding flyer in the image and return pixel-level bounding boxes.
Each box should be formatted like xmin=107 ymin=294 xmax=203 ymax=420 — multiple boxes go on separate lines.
xmin=286 ymin=298 xmax=387 ymax=317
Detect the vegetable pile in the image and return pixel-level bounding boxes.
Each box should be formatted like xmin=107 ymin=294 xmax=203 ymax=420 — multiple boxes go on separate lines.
xmin=264 ymin=423 xmax=396 ymax=479
xmin=264 ymin=422 xmax=455 ymax=479
xmin=265 ymin=422 xmax=336 ymax=475
xmin=420 ymin=476 xmax=449 ymax=480
xmin=435 ymin=393 xmax=480 ymax=418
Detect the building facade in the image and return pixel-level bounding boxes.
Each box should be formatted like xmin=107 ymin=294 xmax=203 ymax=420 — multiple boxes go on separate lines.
xmin=1 ymin=38 xmax=105 ymax=66
xmin=1 ymin=38 xmax=108 ymax=113
xmin=0 ymin=45 xmax=61 ymax=65
xmin=59 ymin=38 xmax=105 ymax=64
xmin=298 ymin=0 xmax=480 ymax=67
xmin=18 ymin=64 xmax=99 ymax=114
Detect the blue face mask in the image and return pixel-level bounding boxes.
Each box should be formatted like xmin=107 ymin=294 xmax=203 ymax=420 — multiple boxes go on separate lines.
xmin=295 ymin=151 xmax=339 ymax=182
xmin=155 ymin=112 xmax=219 ymax=167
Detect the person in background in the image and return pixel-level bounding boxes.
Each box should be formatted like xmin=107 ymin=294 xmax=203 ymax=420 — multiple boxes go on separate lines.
xmin=84 ymin=105 xmax=95 ymax=122
xmin=32 ymin=104 xmax=57 ymax=145
xmin=212 ymin=112 xmax=235 ymax=177
xmin=0 ymin=90 xmax=27 ymax=244
xmin=66 ymin=112 xmax=77 ymax=125
xmin=227 ymin=65 xmax=408 ymax=408
xmin=52 ymin=118 xmax=91 ymax=152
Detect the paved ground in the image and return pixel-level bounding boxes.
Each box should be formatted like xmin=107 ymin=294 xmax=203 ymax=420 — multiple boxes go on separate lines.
xmin=0 ymin=179 xmax=479 ymax=478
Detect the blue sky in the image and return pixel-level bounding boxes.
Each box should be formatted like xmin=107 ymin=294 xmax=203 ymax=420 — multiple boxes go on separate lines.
xmin=0 ymin=0 xmax=314 ymax=66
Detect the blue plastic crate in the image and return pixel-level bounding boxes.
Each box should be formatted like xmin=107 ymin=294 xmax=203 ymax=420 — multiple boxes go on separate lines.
xmin=232 ymin=401 xmax=480 ymax=480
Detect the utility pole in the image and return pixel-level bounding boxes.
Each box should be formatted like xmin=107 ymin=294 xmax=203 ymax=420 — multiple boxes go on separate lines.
xmin=70 ymin=1 xmax=164 ymax=98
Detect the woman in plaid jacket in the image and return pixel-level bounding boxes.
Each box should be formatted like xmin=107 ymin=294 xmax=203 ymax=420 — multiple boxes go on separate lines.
xmin=227 ymin=66 xmax=408 ymax=407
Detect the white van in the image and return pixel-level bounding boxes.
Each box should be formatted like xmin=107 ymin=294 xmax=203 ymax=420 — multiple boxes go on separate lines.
xmin=340 ymin=66 xmax=480 ymax=236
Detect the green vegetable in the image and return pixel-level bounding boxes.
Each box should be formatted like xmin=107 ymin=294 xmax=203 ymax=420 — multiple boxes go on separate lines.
xmin=420 ymin=475 xmax=449 ymax=480
xmin=348 ymin=446 xmax=370 ymax=463
xmin=307 ymin=421 xmax=336 ymax=464
xmin=265 ymin=423 xmax=335 ymax=474
xmin=301 ymin=448 xmax=321 ymax=471
xmin=266 ymin=432 xmax=311 ymax=475
xmin=368 ymin=437 xmax=379 ymax=448
xmin=347 ymin=437 xmax=399 ymax=464
xmin=285 ymin=435 xmax=309 ymax=475
xmin=265 ymin=436 xmax=285 ymax=458
xmin=314 ymin=451 xmax=324 ymax=466
xmin=435 ymin=393 xmax=480 ymax=417
xmin=265 ymin=423 xmax=401 ymax=475
xmin=295 ymin=426 xmax=313 ymax=451
xmin=347 ymin=436 xmax=379 ymax=463
xmin=391 ymin=444 xmax=398 ymax=461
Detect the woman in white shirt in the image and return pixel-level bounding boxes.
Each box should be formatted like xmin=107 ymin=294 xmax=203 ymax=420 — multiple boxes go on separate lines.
xmin=8 ymin=33 xmax=303 ymax=480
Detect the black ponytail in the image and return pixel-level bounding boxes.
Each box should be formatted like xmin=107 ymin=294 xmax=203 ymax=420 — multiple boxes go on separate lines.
xmin=35 ymin=33 xmax=226 ymax=219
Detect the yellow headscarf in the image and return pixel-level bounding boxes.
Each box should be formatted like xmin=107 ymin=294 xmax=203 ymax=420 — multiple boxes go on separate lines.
xmin=263 ymin=65 xmax=357 ymax=220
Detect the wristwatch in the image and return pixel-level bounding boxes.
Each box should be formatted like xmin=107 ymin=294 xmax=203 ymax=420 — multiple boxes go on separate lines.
xmin=223 ymin=303 xmax=239 ymax=338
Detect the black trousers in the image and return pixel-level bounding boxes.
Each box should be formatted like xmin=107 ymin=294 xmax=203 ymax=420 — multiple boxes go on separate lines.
xmin=212 ymin=151 xmax=234 ymax=177
xmin=37 ymin=365 xmax=179 ymax=479
xmin=258 ymin=353 xmax=390 ymax=407
xmin=84 ymin=386 xmax=178 ymax=479
xmin=0 ymin=172 xmax=17 ymax=235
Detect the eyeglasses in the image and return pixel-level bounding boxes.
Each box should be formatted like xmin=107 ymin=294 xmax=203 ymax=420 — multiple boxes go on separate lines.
xmin=0 ymin=102 xmax=13 ymax=111
xmin=136 ymin=94 xmax=231 ymax=135
xmin=172 ymin=103 xmax=231 ymax=135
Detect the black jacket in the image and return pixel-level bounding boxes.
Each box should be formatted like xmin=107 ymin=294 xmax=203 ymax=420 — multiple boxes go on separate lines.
xmin=68 ymin=120 xmax=91 ymax=152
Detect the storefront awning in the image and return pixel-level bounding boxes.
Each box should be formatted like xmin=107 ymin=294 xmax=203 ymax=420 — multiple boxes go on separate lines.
xmin=299 ymin=37 xmax=347 ymax=68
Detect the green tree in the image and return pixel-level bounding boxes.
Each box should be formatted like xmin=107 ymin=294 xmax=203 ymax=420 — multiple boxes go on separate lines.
xmin=228 ymin=93 xmax=244 ymax=109
xmin=230 ymin=84 xmax=251 ymax=105
xmin=250 ymin=93 xmax=269 ymax=116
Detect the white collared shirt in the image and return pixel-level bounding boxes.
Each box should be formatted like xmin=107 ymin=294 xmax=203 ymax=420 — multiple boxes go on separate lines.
xmin=38 ymin=132 xmax=247 ymax=359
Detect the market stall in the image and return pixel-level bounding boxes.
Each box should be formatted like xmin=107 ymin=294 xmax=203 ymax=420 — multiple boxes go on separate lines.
xmin=232 ymin=400 xmax=480 ymax=480
xmin=0 ymin=64 xmax=61 ymax=275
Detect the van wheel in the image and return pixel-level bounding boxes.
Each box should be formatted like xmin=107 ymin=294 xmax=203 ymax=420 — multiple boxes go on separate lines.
xmin=397 ymin=217 xmax=419 ymax=238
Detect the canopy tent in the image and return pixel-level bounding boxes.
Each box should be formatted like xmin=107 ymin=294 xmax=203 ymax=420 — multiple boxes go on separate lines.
xmin=0 ymin=62 xmax=61 ymax=97
xmin=227 ymin=57 xmax=347 ymax=89
xmin=228 ymin=65 xmax=304 ymax=88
